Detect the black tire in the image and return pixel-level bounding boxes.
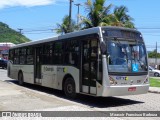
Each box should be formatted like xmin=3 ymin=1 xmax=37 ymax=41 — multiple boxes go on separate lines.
xmin=18 ymin=72 xmax=24 ymax=85
xmin=154 ymin=72 xmax=159 ymax=77
xmin=64 ymin=77 xmax=76 ymax=99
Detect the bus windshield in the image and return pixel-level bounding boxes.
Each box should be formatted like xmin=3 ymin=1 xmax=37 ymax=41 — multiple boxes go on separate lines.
xmin=106 ymin=39 xmax=148 ymax=73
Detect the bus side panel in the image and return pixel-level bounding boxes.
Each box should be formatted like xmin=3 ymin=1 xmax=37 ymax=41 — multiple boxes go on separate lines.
xmin=8 ymin=62 xmax=17 ymax=80
xmin=56 ymin=66 xmax=80 ymax=93
xmin=8 ymin=63 xmax=34 ymax=84
xmin=41 ymin=65 xmax=57 ymax=88
xmin=22 ymin=65 xmax=34 ymax=84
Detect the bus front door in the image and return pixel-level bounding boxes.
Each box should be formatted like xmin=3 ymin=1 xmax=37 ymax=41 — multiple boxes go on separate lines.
xmin=81 ymin=39 xmax=98 ymax=95
xmin=34 ymin=47 xmax=42 ymax=84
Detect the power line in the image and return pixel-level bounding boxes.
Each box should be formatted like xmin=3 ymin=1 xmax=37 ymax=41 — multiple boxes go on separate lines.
xmin=18 ymin=28 xmax=23 ymax=34
xmin=143 ymin=34 xmax=160 ymax=36
xmin=23 ymin=29 xmax=54 ymax=33
xmin=21 ymin=27 xmax=160 ymax=32
xmin=2 ymin=26 xmax=160 ymax=36
xmin=138 ymin=28 xmax=160 ymax=29
xmin=24 ymin=32 xmax=55 ymax=34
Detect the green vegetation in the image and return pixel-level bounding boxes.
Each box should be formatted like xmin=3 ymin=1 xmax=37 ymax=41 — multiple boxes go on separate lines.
xmin=82 ymin=0 xmax=134 ymax=29
xmin=150 ymin=78 xmax=160 ymax=87
xmin=80 ymin=0 xmax=113 ymax=28
xmin=148 ymin=49 xmax=160 ymax=58
xmin=56 ymin=15 xmax=78 ymax=34
xmin=112 ymin=6 xmax=134 ymax=28
xmin=55 ymin=0 xmax=135 ymax=34
xmin=0 ymin=22 xmax=31 ymax=44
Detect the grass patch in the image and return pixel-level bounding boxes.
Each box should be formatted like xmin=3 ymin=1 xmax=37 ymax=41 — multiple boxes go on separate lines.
xmin=150 ymin=78 xmax=160 ymax=87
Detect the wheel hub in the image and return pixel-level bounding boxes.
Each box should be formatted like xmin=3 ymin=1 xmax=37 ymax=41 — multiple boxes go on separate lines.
xmin=67 ymin=84 xmax=72 ymax=93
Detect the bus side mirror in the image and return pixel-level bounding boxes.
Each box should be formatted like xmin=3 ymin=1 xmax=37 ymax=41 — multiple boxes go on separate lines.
xmin=100 ymin=41 xmax=107 ymax=54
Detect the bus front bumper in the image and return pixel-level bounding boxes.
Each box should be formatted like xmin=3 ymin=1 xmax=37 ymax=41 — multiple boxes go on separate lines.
xmin=101 ymin=84 xmax=149 ymax=97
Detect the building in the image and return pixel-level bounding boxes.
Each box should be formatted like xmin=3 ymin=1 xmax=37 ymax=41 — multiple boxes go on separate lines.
xmin=0 ymin=42 xmax=15 ymax=59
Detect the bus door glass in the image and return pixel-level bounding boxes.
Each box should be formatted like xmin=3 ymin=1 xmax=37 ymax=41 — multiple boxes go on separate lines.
xmin=34 ymin=46 xmax=42 ymax=84
xmin=81 ymin=39 xmax=98 ymax=94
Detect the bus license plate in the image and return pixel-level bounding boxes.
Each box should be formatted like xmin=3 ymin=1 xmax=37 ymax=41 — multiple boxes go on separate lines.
xmin=128 ymin=87 xmax=136 ymax=91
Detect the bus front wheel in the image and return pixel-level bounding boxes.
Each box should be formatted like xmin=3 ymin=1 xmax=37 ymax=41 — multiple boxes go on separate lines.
xmin=64 ymin=77 xmax=76 ymax=99
xmin=18 ymin=72 xmax=24 ymax=86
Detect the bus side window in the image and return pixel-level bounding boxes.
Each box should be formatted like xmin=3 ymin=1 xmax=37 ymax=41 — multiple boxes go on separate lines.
xmin=19 ymin=48 xmax=26 ymax=64
xmin=26 ymin=47 xmax=33 ymax=65
xmin=42 ymin=44 xmax=52 ymax=65
xmin=63 ymin=41 xmax=70 ymax=65
xmin=14 ymin=49 xmax=19 ymax=64
xmin=9 ymin=50 xmax=14 ymax=63
xmin=53 ymin=42 xmax=62 ymax=64
xmin=63 ymin=40 xmax=79 ymax=67
xmin=69 ymin=53 xmax=74 ymax=64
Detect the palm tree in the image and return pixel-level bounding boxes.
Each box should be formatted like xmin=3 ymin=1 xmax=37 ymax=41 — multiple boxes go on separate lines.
xmin=56 ymin=15 xmax=77 ymax=35
xmin=81 ymin=1 xmax=135 ymax=29
xmin=80 ymin=0 xmax=112 ymax=29
xmin=112 ymin=6 xmax=135 ymax=28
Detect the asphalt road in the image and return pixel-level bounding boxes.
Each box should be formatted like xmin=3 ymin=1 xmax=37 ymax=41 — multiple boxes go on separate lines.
xmin=0 ymin=68 xmax=159 ymax=120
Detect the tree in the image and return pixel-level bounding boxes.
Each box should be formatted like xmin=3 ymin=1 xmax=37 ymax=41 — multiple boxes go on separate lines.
xmin=80 ymin=0 xmax=112 ymax=29
xmin=148 ymin=49 xmax=160 ymax=58
xmin=55 ymin=15 xmax=77 ymax=35
xmin=0 ymin=22 xmax=30 ymax=44
xmin=80 ymin=0 xmax=135 ymax=29
xmin=111 ymin=6 xmax=135 ymax=28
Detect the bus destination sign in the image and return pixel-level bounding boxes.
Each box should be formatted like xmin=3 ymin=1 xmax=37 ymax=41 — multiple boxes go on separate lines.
xmin=102 ymin=29 xmax=142 ymax=40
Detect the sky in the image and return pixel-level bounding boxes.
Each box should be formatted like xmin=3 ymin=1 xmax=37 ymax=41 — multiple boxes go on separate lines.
xmin=0 ymin=0 xmax=160 ymax=51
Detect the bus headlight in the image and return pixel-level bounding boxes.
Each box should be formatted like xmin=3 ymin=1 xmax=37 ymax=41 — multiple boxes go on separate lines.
xmin=144 ymin=76 xmax=149 ymax=84
xmin=110 ymin=80 xmax=114 ymax=85
xmin=144 ymin=78 xmax=149 ymax=84
xmin=109 ymin=76 xmax=117 ymax=85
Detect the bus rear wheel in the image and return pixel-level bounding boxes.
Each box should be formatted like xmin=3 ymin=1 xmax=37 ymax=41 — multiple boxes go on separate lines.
xmin=64 ymin=77 xmax=76 ymax=99
xmin=18 ymin=72 xmax=24 ymax=85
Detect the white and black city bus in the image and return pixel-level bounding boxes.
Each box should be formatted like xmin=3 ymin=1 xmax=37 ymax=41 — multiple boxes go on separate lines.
xmin=7 ymin=26 xmax=149 ymax=98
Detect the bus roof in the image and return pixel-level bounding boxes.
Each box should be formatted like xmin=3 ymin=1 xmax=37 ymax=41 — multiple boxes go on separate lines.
xmin=10 ymin=26 xmax=139 ymax=49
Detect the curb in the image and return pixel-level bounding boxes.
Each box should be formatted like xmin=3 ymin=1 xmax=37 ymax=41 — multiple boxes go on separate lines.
xmin=148 ymin=90 xmax=160 ymax=94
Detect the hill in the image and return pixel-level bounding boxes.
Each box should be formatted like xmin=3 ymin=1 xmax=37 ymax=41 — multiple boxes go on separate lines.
xmin=0 ymin=22 xmax=31 ymax=44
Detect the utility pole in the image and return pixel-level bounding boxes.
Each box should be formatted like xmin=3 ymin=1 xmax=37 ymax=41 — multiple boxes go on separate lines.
xmin=74 ymin=3 xmax=82 ymax=25
xmin=18 ymin=28 xmax=23 ymax=34
xmin=18 ymin=28 xmax=23 ymax=44
xmin=69 ymin=0 xmax=73 ymax=32
xmin=155 ymin=42 xmax=158 ymax=69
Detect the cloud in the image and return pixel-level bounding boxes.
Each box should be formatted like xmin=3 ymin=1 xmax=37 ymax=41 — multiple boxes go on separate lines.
xmin=0 ymin=0 xmax=66 ymax=9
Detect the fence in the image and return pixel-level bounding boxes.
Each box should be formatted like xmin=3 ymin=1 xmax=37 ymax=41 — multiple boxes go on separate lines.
xmin=148 ymin=58 xmax=160 ymax=69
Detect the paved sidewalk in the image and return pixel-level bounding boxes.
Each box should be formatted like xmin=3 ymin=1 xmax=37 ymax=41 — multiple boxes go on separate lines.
xmin=149 ymin=77 xmax=160 ymax=93
xmin=150 ymin=77 xmax=160 ymax=80
xmin=149 ymin=87 xmax=160 ymax=94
